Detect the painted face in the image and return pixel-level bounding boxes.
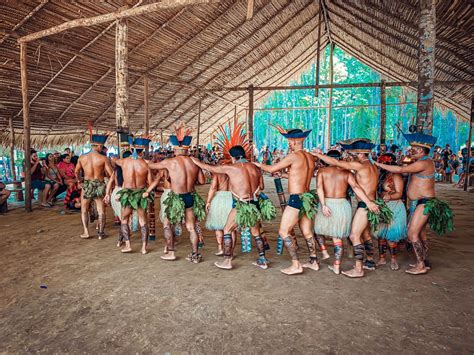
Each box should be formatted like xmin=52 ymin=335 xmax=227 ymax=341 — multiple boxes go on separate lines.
xmin=410 ymin=146 xmax=425 ymax=159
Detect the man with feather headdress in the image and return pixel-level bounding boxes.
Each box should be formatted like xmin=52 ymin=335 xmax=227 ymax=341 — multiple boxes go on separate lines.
xmin=75 ymin=128 xmax=113 ymax=240
xmin=145 ymin=122 xmax=206 ymax=263
xmin=254 ymin=125 xmax=321 ymax=275
xmin=191 ymin=122 xmax=276 ymax=270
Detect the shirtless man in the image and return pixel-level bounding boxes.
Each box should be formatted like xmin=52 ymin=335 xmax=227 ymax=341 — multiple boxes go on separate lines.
xmin=314 ymin=150 xmax=377 ymax=275
xmin=312 ymin=139 xmax=380 ymax=278
xmin=376 ymin=132 xmax=439 ymax=275
xmin=254 ymin=126 xmax=319 ymax=275
xmin=205 ymin=172 xmax=234 ymax=256
xmin=191 ymin=145 xmax=271 ymax=270
xmin=75 ymin=134 xmax=112 ymax=240
xmin=105 ymin=137 xmax=152 ymax=254
xmin=144 ymin=130 xmax=206 ymax=263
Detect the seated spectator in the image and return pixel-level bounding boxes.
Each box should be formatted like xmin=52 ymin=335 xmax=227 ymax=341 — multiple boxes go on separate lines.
xmin=45 ymin=153 xmax=66 ymax=203
xmin=30 ymin=149 xmax=53 ymax=207
xmin=57 ymin=154 xmax=77 ymax=189
xmin=446 ymin=154 xmax=459 ymax=184
xmin=0 ymin=181 xmax=11 ymax=213
xmin=433 ymin=152 xmax=445 ymax=182
xmin=64 ymin=184 xmax=81 ymax=211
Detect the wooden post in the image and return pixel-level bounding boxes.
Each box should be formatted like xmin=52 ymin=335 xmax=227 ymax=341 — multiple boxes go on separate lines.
xmin=115 ymin=18 xmax=129 ymax=134
xmin=20 ymin=42 xmax=32 ymax=212
xmin=380 ymin=79 xmax=387 ymax=144
xmin=248 ymin=85 xmax=254 ymax=161
xmin=144 ymin=75 xmax=150 ymax=157
xmin=246 ymin=0 xmax=254 ymax=20
xmin=197 ymin=100 xmax=202 ymax=147
xmin=314 ymin=9 xmax=322 ymax=97
xmin=464 ymin=96 xmax=473 ymax=191
xmin=416 ymin=0 xmax=436 ymax=134
xmin=233 ymin=105 xmax=238 ymax=126
xmin=160 ymin=130 xmax=164 ymax=148
xmin=8 ymin=117 xmax=16 ymax=181
xmin=326 ymin=43 xmax=334 ymax=149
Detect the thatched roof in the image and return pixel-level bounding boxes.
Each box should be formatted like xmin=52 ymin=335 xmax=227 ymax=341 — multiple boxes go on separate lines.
xmin=0 ymin=0 xmax=472 ymax=148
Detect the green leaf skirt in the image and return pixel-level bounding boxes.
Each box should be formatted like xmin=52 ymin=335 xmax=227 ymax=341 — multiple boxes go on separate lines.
xmin=117 ymin=188 xmax=154 ymax=211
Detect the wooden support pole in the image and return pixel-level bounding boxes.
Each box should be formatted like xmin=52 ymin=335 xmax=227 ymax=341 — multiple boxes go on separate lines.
xmin=246 ymin=0 xmax=255 ymax=20
xmin=380 ymin=79 xmax=387 ymax=144
xmin=20 ymin=43 xmax=32 ymax=212
xmin=314 ymin=8 xmax=322 ymax=97
xmin=160 ymin=130 xmax=164 ymax=148
xmin=248 ymin=85 xmax=255 ymax=161
xmin=326 ymin=43 xmax=334 ymax=149
xmin=115 ymin=18 xmax=129 ymax=134
xmin=8 ymin=117 xmax=16 ymax=181
xmin=416 ymin=0 xmax=436 ymax=133
xmin=233 ymin=105 xmax=238 ymax=126
xmin=464 ymin=96 xmax=473 ymax=191
xmin=144 ymin=75 xmax=150 ymax=157
xmin=197 ymin=100 xmax=202 ymax=147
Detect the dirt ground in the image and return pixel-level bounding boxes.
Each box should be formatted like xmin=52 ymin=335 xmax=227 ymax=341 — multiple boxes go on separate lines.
xmin=0 ymin=178 xmax=473 ymax=354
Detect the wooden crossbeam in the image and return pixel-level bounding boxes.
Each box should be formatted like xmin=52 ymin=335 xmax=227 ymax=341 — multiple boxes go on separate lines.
xmin=18 ymin=0 xmax=217 ymax=43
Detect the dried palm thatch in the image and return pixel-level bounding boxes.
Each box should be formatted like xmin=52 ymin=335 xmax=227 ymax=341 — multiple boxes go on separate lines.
xmin=0 ymin=0 xmax=472 ymax=148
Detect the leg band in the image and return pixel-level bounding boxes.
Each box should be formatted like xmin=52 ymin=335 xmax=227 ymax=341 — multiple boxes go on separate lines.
xmin=304 ymin=236 xmax=318 ymax=258
xmin=262 ymin=235 xmax=271 ymax=251
xmin=98 ymin=214 xmax=106 ymax=238
xmin=283 ymin=236 xmax=299 ymax=261
xmin=412 ymin=240 xmax=426 ymax=264
xmin=141 ymin=225 xmax=148 ymax=245
xmin=353 ymin=244 xmax=365 ymax=261
xmin=315 ymin=234 xmax=327 ymax=251
xmin=420 ymin=239 xmax=431 ymax=268
xmin=255 ymin=236 xmax=265 ymax=257
xmin=223 ymin=234 xmax=233 ymax=257
xmin=364 ymin=239 xmax=375 ymax=260
xmin=388 ymin=242 xmax=398 ymax=257
xmin=379 ymin=240 xmax=388 ymax=258
xmin=121 ymin=224 xmax=131 ymax=242
xmin=333 ymin=239 xmax=343 ymax=265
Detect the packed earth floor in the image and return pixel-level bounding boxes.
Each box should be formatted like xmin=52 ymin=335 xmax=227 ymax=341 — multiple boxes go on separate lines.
xmin=0 ymin=177 xmax=473 ymax=353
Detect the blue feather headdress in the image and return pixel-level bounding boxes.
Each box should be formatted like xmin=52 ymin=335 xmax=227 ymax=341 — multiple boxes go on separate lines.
xmin=170 ymin=122 xmax=193 ymax=148
xmin=271 ymin=124 xmax=311 ymax=139
xmin=402 ymin=133 xmax=437 ymax=149
xmin=339 ymin=138 xmax=375 ymax=153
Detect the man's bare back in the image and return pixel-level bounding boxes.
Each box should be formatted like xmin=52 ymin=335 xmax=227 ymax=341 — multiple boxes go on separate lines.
xmin=215 ymin=173 xmax=230 ymax=191
xmin=354 ymin=160 xmax=379 ymax=200
xmin=318 ymin=166 xmax=350 ymax=198
xmin=117 ymin=158 xmax=150 ymax=189
xmin=77 ymin=151 xmax=111 ymax=181
xmin=286 ymin=150 xmax=314 ymax=194
xmin=224 ymin=162 xmax=262 ymax=200
xmin=149 ymin=155 xmax=202 ymax=193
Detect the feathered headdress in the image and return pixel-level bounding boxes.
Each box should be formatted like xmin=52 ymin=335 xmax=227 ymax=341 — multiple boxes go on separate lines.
xmin=216 ymin=122 xmax=250 ymax=162
xmin=271 ymin=124 xmax=311 ymax=139
xmin=170 ymin=121 xmax=192 ymax=147
xmin=133 ymin=136 xmax=152 ymax=150
xmin=338 ymin=138 xmax=375 ymax=153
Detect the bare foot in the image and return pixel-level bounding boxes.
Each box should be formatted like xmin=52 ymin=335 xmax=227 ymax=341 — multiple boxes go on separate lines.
xmin=342 ymin=267 xmax=364 ymax=278
xmin=161 ymin=252 xmax=176 ymax=261
xmin=141 ymin=248 xmax=148 ymax=255
xmin=405 ymin=265 xmax=427 ymax=275
xmin=121 ymin=247 xmax=132 ymax=253
xmin=328 ymin=265 xmax=340 ymax=275
xmin=252 ymin=258 xmax=269 ymax=270
xmin=363 ymin=260 xmax=376 ymax=271
xmin=80 ymin=233 xmax=91 ymax=239
xmin=215 ymin=260 xmax=232 ymax=270
xmin=163 ymin=246 xmax=168 ymax=254
xmin=302 ymin=260 xmax=320 ymax=271
xmin=409 ymin=263 xmax=431 ymax=270
xmin=116 ymin=241 xmax=124 ymax=247
xmin=321 ymin=250 xmax=330 ymax=260
xmin=376 ymin=258 xmax=387 ymax=266
xmin=215 ymin=250 xmax=224 ymax=256
xmin=390 ymin=259 xmax=399 ymax=271
xmin=280 ymin=265 xmax=303 ymax=275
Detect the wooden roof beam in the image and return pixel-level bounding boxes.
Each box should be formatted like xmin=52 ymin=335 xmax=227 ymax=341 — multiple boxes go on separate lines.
xmin=18 ymin=0 xmax=217 ymax=43
xmin=319 ymin=0 xmax=333 ymax=45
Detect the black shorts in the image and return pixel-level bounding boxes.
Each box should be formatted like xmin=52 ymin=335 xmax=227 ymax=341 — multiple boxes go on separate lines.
xmin=416 ymin=197 xmax=433 ymax=207
xmin=232 ymin=198 xmax=260 ymax=210
xmin=288 ymin=194 xmax=302 ymax=210
xmin=179 ymin=192 xmax=194 ymax=209
xmin=357 ymin=201 xmax=367 ymax=209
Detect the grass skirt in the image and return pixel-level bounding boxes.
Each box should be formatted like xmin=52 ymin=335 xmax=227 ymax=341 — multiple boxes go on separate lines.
xmin=111 ymin=186 xmax=139 ymax=232
xmin=376 ymin=200 xmax=407 ymax=242
xmin=159 ymin=189 xmax=171 ymax=223
xmin=314 ymin=198 xmax=352 ymax=239
xmin=205 ymin=191 xmax=232 ymax=231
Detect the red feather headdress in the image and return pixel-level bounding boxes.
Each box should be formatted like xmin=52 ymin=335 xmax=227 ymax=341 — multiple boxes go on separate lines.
xmin=216 ymin=122 xmax=250 ymax=162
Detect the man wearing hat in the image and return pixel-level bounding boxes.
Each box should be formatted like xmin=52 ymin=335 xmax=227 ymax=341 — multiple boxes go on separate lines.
xmin=254 ymin=125 xmax=320 ymax=276
xmin=312 ymin=138 xmax=380 ymax=278
xmin=75 ymin=133 xmax=113 ymax=240
xmin=145 ymin=123 xmax=206 ymax=263
xmin=314 ymin=149 xmax=376 ymax=275
xmin=375 ymin=131 xmax=453 ymax=275
xmin=105 ymin=136 xmax=153 ymax=254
